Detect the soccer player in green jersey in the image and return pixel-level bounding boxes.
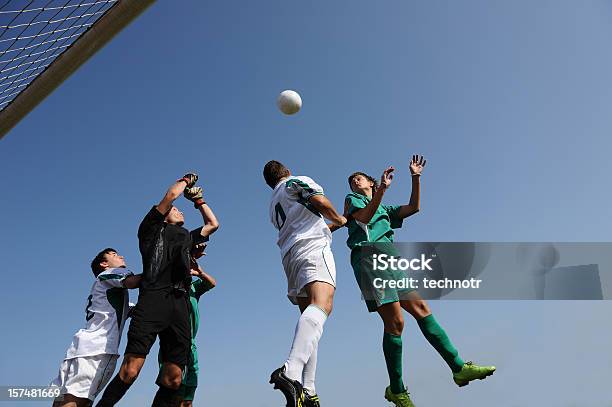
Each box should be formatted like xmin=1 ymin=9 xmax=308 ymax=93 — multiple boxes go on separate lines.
xmin=343 ymin=155 xmax=495 ymax=407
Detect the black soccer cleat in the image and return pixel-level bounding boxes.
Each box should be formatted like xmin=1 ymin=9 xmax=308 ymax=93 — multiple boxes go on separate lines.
xmin=304 ymin=392 xmax=321 ymax=407
xmin=269 ymin=366 xmax=305 ymax=407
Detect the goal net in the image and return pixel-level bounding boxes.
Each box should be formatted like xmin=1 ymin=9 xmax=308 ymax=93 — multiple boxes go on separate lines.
xmin=0 ymin=0 xmax=155 ymax=139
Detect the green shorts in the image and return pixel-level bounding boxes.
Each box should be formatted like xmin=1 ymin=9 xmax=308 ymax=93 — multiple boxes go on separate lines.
xmin=177 ymin=383 xmax=197 ymax=401
xmin=351 ymin=244 xmax=415 ymax=312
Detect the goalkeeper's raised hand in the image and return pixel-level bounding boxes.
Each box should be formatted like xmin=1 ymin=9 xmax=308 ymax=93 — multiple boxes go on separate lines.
xmin=177 ymin=172 xmax=198 ymax=188
xmin=184 ymin=186 xmax=206 ymax=208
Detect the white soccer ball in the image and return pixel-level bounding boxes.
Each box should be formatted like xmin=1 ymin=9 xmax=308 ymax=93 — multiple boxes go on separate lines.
xmin=277 ymin=90 xmax=302 ymax=115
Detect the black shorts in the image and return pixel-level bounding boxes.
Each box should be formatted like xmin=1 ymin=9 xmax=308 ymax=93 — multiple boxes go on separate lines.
xmin=125 ymin=289 xmax=191 ymax=367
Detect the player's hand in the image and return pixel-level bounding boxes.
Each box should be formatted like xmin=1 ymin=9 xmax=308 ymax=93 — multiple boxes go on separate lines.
xmin=190 ymin=264 xmax=205 ymax=278
xmin=380 ymin=166 xmax=395 ymax=190
xmin=178 ymin=172 xmax=198 ymax=187
xmin=192 ymin=243 xmax=207 ymax=259
xmin=184 ymin=186 xmax=203 ymax=202
xmin=410 ymin=155 xmax=426 ymax=175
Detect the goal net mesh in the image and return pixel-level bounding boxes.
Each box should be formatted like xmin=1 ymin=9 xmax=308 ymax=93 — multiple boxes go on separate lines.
xmin=0 ymin=0 xmax=117 ymax=112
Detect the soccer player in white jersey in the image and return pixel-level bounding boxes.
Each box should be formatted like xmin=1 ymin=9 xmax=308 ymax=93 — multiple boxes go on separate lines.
xmin=50 ymin=249 xmax=141 ymax=407
xmin=263 ymin=160 xmax=347 ymax=407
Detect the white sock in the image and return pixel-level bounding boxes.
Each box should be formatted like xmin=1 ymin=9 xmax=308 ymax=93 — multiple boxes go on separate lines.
xmin=302 ymin=341 xmax=318 ymax=395
xmin=284 ymin=305 xmax=327 ymax=382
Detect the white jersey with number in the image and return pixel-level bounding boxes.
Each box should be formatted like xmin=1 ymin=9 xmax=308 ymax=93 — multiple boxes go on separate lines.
xmin=269 ymin=175 xmax=332 ymax=258
xmin=63 ymin=268 xmax=132 ymax=359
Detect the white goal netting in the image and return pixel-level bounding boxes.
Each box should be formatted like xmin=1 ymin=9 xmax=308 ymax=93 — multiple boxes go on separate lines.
xmin=0 ymin=0 xmax=118 ymax=112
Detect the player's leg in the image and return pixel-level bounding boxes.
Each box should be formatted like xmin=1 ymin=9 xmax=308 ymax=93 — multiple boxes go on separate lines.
xmin=400 ymin=292 xmax=495 ymax=386
xmin=177 ymin=343 xmax=198 ymax=407
xmin=152 ymin=362 xmax=183 ymax=406
xmin=377 ymin=302 xmax=416 ymax=407
xmin=94 ymin=354 xmax=145 ymax=407
xmin=284 ymin=277 xmax=334 ymax=381
xmin=153 ymin=294 xmax=191 ymax=407
xmin=96 ymin=300 xmax=160 ymax=407
xmin=177 ymin=383 xmax=196 ymax=407
xmin=296 ymin=291 xmax=324 ymax=405
xmin=271 ymin=242 xmax=335 ymax=407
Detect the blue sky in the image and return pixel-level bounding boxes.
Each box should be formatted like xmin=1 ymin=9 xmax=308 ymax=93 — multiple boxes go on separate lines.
xmin=2 ymin=1 xmax=612 ymax=406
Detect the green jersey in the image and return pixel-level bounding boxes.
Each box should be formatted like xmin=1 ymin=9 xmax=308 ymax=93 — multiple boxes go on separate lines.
xmin=189 ymin=278 xmax=214 ymax=339
xmin=345 ymin=192 xmax=403 ymax=250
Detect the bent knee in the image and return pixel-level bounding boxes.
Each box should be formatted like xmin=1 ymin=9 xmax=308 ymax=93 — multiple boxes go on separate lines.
xmin=384 ymin=317 xmax=404 ymax=335
xmin=406 ymin=300 xmax=430 ymax=318
xmin=161 ymin=376 xmax=182 ymax=390
xmin=120 ymin=365 xmax=140 ymax=383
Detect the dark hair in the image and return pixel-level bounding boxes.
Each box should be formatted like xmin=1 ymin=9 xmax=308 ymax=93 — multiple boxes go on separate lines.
xmin=348 ymin=171 xmax=378 ymax=193
xmin=263 ymin=160 xmax=290 ymax=188
xmin=91 ymin=248 xmax=116 ymax=277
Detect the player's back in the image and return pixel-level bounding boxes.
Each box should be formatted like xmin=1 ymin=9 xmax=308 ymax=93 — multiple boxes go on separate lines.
xmin=269 ymin=175 xmax=331 ymax=258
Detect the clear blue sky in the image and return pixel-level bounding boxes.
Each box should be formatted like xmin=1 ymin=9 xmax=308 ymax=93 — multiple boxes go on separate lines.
xmin=2 ymin=1 xmax=612 ymax=406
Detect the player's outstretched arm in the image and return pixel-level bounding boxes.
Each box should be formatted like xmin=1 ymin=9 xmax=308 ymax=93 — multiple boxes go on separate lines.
xmin=122 ymin=274 xmax=143 ymax=289
xmin=184 ymin=186 xmax=220 ymax=238
xmin=157 ymin=173 xmax=198 ymax=215
xmin=352 ymin=166 xmax=394 ymax=224
xmin=397 ymin=155 xmax=426 ymax=219
xmin=309 ymin=195 xmax=347 ymax=230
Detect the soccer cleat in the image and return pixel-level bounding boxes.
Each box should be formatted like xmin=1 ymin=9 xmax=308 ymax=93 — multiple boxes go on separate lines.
xmin=304 ymin=393 xmax=321 ymax=407
xmin=269 ymin=366 xmax=305 ymax=407
xmin=453 ymin=361 xmax=496 ymax=387
xmin=384 ymin=386 xmax=416 ymax=407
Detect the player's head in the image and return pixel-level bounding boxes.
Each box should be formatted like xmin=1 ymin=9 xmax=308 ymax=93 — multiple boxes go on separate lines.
xmin=348 ymin=172 xmax=378 ymax=195
xmin=91 ymin=248 xmax=126 ymax=277
xmin=263 ymin=160 xmax=291 ymax=188
xmin=165 ymin=206 xmax=184 ymax=226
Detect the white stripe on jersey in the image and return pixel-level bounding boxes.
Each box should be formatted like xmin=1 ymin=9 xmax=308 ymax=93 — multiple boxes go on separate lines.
xmin=63 ymin=268 xmax=132 ymax=359
xmin=269 ymin=175 xmax=332 ymax=258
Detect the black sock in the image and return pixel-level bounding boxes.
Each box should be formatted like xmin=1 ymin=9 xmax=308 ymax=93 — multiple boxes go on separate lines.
xmin=95 ymin=374 xmax=132 ymax=407
xmin=151 ymin=385 xmax=179 ymax=407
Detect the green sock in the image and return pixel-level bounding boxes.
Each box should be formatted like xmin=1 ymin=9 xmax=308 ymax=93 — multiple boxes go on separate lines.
xmin=417 ymin=314 xmax=465 ymax=373
xmin=382 ymin=332 xmax=405 ymax=394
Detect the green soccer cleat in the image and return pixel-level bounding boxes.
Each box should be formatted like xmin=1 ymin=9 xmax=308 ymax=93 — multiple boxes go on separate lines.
xmin=384 ymin=386 xmax=416 ymax=407
xmin=304 ymin=393 xmax=321 ymax=407
xmin=452 ymin=361 xmax=496 ymax=387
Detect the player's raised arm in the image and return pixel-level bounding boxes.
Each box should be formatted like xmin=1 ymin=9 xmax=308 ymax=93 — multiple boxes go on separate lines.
xmin=156 ymin=172 xmax=198 ymax=215
xmin=351 ymin=166 xmax=394 ymax=224
xmin=309 ymin=194 xmax=347 ymax=230
xmin=184 ymin=185 xmax=220 ymax=239
xmin=397 ymin=155 xmax=426 ymax=219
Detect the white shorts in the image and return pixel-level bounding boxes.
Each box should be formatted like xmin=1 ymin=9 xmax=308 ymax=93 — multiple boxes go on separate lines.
xmin=282 ymin=239 xmax=336 ymax=305
xmin=50 ymin=354 xmax=119 ymax=401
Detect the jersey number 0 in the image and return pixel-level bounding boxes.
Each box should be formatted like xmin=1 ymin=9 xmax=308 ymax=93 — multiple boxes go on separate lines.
xmin=274 ymin=203 xmax=287 ymax=230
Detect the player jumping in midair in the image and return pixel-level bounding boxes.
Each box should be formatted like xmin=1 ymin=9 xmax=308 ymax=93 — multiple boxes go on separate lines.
xmin=264 ymin=160 xmax=346 ymax=407
xmin=344 ymin=155 xmax=495 ymax=407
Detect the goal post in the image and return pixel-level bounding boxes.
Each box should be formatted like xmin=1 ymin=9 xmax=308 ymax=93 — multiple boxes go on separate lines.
xmin=0 ymin=0 xmax=157 ymax=140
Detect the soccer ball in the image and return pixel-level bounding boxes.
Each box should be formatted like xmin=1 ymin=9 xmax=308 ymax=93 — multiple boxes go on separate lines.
xmin=277 ymin=90 xmax=302 ymax=115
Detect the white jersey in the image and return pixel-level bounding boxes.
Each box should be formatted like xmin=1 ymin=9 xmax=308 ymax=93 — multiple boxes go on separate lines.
xmin=269 ymin=175 xmax=332 ymax=258
xmin=63 ymin=268 xmax=132 ymax=359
